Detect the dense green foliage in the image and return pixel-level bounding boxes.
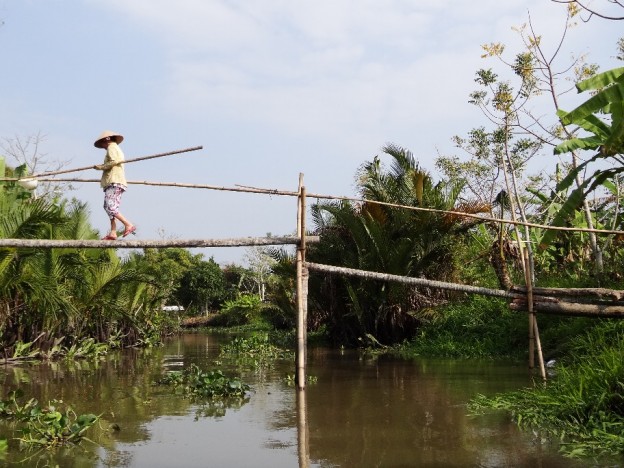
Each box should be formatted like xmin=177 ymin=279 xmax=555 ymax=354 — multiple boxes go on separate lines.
xmin=302 ymin=144 xmax=490 ymax=346
xmin=208 ymin=294 xmax=264 ymax=327
xmin=0 ymin=166 xmax=239 ymax=354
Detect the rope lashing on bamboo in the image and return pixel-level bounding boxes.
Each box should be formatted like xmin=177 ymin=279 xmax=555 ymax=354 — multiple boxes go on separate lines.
xmin=0 ymin=235 xmax=320 ymax=249
xmin=24 ymin=177 xmax=624 ymax=237
xmin=0 ymin=146 xmax=203 ymax=181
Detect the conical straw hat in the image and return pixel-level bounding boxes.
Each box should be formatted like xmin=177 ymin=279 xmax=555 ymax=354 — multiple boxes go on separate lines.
xmin=94 ymin=130 xmax=124 ymax=148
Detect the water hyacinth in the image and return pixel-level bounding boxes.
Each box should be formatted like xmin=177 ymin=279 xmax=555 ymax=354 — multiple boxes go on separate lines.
xmin=157 ymin=364 xmax=250 ymax=400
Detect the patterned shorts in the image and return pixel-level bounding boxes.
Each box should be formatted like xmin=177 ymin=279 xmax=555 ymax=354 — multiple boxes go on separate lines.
xmin=103 ymin=184 xmax=126 ymax=219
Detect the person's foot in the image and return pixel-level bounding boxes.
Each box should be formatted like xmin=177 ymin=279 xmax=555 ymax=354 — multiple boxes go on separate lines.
xmin=122 ymin=225 xmax=137 ymax=237
xmin=102 ymin=234 xmax=117 ymax=240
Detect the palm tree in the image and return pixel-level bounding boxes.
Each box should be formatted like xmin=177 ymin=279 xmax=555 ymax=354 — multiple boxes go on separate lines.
xmin=306 ymin=144 xmax=489 ymax=345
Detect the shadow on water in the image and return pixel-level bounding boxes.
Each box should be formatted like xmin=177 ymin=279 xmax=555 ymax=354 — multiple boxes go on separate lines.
xmin=0 ymin=333 xmax=601 ymax=467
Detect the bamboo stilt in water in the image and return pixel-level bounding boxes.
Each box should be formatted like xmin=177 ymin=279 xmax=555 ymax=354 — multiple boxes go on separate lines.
xmin=296 ymin=388 xmax=310 ymax=468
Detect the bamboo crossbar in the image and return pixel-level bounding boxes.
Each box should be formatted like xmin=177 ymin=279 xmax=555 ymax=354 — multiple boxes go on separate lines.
xmin=512 ymin=285 xmax=624 ymax=301
xmin=304 ymin=261 xmax=515 ymax=299
xmin=306 ymin=261 xmax=624 ymax=319
xmin=510 ymin=300 xmax=624 ymax=318
xmin=0 ymin=236 xmax=320 ymax=249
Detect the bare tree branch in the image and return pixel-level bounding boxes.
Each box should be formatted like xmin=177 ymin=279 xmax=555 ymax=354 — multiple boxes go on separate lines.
xmin=551 ymin=0 xmax=624 ymax=21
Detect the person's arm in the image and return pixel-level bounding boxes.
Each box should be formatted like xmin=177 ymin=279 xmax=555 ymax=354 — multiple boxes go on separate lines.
xmin=94 ymin=145 xmax=124 ymax=170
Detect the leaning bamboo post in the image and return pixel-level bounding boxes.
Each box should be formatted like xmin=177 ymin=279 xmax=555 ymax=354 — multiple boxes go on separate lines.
xmin=534 ymin=312 xmax=547 ymax=381
xmin=523 ymin=248 xmax=546 ymax=380
xmin=522 ymin=247 xmax=535 ymax=370
xmin=296 ymin=173 xmax=307 ymax=390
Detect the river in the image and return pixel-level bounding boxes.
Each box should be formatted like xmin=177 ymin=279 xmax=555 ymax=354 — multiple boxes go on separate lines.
xmin=0 ymin=332 xmax=595 ymax=467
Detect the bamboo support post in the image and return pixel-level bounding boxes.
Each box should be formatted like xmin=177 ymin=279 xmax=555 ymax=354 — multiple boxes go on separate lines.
xmin=296 ymin=173 xmax=308 ymax=390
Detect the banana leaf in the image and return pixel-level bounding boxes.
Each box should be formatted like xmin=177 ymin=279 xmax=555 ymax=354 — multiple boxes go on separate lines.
xmin=602 ymin=101 xmax=624 ymax=156
xmin=554 ymin=135 xmax=605 ymax=154
xmin=556 ymin=109 xmax=611 ymax=137
xmin=575 ymin=67 xmax=624 ymax=93
xmin=539 ymin=168 xmax=624 ymax=250
xmin=560 ymin=82 xmax=624 ymax=126
xmin=526 ymin=187 xmax=550 ymax=203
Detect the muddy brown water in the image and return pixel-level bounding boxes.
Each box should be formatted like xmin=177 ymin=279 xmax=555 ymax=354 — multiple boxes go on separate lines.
xmin=0 ymin=333 xmax=600 ymax=467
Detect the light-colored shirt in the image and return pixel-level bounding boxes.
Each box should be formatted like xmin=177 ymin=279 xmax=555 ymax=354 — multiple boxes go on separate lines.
xmin=100 ymin=142 xmax=127 ymax=189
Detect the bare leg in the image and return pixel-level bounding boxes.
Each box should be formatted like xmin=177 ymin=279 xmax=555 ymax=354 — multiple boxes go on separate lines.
xmin=115 ymin=213 xmax=135 ymax=237
xmin=114 ymin=213 xmax=133 ymax=231
xmin=107 ymin=218 xmax=118 ymax=239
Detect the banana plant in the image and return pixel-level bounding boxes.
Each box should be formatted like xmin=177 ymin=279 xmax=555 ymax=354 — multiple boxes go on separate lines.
xmin=540 ymin=67 xmax=624 ymax=249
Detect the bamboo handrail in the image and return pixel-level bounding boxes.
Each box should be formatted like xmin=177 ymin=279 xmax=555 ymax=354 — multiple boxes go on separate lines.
xmin=0 ymin=236 xmax=320 ymax=249
xmin=16 ymin=177 xmax=624 ymax=237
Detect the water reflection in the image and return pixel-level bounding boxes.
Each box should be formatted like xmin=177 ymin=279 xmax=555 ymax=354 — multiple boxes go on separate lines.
xmin=0 ymin=334 xmax=593 ymax=467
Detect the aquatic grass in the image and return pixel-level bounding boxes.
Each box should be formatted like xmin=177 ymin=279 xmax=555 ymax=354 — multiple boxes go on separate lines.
xmin=468 ymin=323 xmax=624 ymax=458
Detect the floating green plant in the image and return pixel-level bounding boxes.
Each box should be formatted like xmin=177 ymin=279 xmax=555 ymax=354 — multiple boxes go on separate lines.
xmin=0 ymin=390 xmax=99 ymax=449
xmin=157 ymin=364 xmax=250 ymax=400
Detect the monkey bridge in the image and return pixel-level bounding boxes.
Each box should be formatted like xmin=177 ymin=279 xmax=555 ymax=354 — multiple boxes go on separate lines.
xmin=2 ymin=145 xmax=624 ymax=389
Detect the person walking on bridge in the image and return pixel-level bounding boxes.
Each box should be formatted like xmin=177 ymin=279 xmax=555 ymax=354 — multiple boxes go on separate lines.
xmin=94 ymin=130 xmax=136 ymax=240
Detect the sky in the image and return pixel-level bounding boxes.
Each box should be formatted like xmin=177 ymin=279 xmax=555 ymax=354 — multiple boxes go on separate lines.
xmin=0 ymin=1 xmax=622 ymax=265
